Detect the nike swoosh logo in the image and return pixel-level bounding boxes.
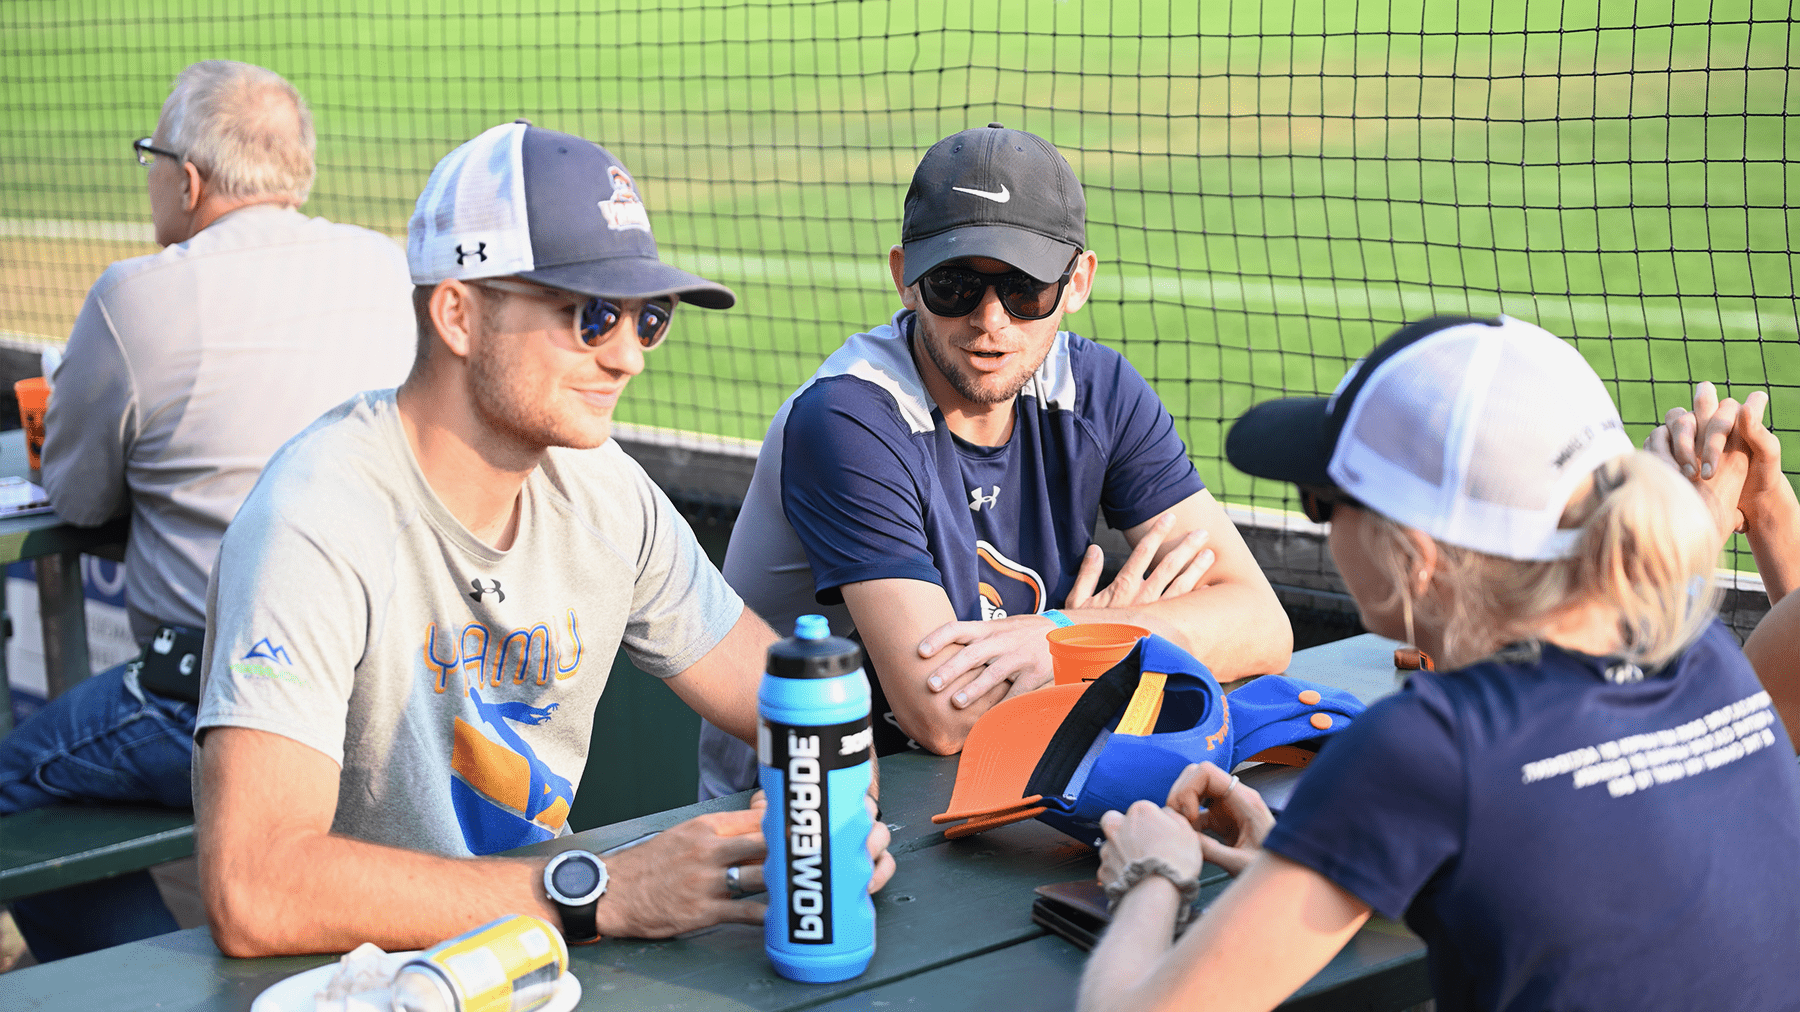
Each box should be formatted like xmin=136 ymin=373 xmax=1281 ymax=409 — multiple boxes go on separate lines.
xmin=952 ymin=184 xmax=1011 ymax=203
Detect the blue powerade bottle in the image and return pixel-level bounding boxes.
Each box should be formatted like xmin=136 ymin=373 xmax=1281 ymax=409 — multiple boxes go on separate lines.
xmin=758 ymin=614 xmax=876 ymax=983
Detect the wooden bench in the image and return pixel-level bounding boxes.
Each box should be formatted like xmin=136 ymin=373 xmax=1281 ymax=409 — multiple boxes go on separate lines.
xmin=0 ymin=806 xmax=193 ymax=904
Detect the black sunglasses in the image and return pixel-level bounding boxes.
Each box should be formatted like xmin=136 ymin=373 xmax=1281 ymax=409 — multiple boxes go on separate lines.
xmin=1299 ymin=486 xmax=1363 ymax=524
xmin=472 ymin=279 xmax=675 ymax=349
xmin=917 ymin=252 xmax=1080 ymax=321
xmin=132 ymin=136 xmax=182 ymax=167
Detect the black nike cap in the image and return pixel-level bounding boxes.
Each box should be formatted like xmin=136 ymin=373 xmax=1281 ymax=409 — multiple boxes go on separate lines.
xmin=899 ymin=124 xmax=1087 ymax=285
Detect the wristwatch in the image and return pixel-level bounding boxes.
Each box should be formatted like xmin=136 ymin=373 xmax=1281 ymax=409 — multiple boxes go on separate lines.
xmin=543 ymin=849 xmax=608 ymax=944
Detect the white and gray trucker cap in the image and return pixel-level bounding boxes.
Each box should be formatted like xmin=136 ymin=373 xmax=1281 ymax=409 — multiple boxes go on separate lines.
xmin=1226 ymin=315 xmax=1636 ymax=561
xmin=407 ymin=120 xmax=735 ymax=309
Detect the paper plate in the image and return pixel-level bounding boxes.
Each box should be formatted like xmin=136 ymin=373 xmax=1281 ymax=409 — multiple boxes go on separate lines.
xmin=250 ymin=952 xmax=583 ymax=1012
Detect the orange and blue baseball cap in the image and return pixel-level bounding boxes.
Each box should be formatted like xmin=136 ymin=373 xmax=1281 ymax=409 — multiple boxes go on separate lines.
xmin=932 ymin=634 xmax=1363 ymax=843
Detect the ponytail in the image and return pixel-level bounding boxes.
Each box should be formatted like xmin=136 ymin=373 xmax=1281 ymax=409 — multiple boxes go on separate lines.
xmin=1357 ymin=451 xmax=1718 ymax=670
xmin=1562 ymin=451 xmax=1719 ymax=668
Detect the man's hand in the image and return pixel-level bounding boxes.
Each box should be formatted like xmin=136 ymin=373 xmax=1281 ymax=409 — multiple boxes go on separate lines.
xmin=1098 ymin=800 xmax=1204 ymax=891
xmin=1164 ymin=762 xmax=1273 ymax=877
xmin=917 ymin=612 xmax=1060 ymax=709
xmin=595 ymin=799 xmax=769 ymax=938
xmin=918 ymin=511 xmax=1220 ymax=710
xmin=865 ymin=793 xmax=897 ymax=893
xmin=1066 ymin=514 xmax=1215 ymax=610
xmin=597 ymin=791 xmax=896 ymax=939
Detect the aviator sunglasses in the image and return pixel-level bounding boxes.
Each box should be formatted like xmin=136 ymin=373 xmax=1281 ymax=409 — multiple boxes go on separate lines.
xmin=471 ymin=278 xmax=675 ymax=349
xmin=917 ymin=252 xmax=1081 ymax=321
xmin=1299 ymin=485 xmax=1363 ymax=524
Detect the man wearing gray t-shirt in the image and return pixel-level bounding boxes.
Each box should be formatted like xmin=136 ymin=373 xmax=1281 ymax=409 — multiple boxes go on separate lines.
xmin=194 ymin=121 xmax=893 ymax=956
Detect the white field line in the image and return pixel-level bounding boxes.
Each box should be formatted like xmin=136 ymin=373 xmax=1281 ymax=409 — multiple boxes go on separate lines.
xmin=1 ymin=218 xmax=155 ymax=243
xmin=7 ymin=219 xmax=1794 ymax=340
xmin=674 ymin=250 xmax=1799 ymax=340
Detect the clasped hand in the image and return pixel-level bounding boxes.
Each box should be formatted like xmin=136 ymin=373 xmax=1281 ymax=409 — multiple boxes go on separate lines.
xmin=1098 ymin=761 xmax=1276 ymax=893
xmin=1644 ymin=381 xmax=1784 ymax=541
xmin=918 ymin=513 xmax=1216 ymax=709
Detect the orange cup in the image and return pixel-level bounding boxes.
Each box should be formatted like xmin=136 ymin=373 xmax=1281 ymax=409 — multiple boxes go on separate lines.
xmin=14 ymin=377 xmax=48 ymax=471
xmin=1047 ymin=623 xmax=1150 ymax=685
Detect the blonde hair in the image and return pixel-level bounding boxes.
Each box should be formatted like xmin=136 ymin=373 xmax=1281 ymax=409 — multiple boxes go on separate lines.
xmin=1356 ymin=451 xmax=1720 ymax=670
xmin=158 ymin=61 xmax=316 ymax=205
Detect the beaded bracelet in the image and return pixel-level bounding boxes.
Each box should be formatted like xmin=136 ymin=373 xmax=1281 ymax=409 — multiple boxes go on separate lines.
xmin=1103 ymin=857 xmax=1201 ymax=931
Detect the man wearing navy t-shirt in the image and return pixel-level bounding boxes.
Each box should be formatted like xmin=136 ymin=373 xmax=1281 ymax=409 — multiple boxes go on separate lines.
xmin=699 ymin=124 xmax=1291 ymax=797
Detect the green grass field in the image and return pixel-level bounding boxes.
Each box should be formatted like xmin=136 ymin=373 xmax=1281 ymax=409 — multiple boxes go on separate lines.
xmin=3 ymin=0 xmax=1796 ymax=536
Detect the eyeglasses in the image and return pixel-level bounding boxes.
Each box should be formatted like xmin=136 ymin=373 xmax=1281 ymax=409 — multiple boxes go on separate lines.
xmin=470 ymin=278 xmax=675 ymax=349
xmin=1299 ymin=486 xmax=1363 ymax=524
xmin=132 ymin=137 xmax=182 ymax=167
xmin=916 ymin=252 xmax=1080 ymax=321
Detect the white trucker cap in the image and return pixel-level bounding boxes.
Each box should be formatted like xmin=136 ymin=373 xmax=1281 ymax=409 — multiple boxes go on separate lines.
xmin=1225 ymin=315 xmax=1636 ymax=561
xmin=407 ymin=120 xmax=735 ymax=309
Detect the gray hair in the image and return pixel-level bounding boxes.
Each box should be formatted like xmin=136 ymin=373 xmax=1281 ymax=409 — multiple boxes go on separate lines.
xmin=157 ymin=61 xmax=316 ymax=205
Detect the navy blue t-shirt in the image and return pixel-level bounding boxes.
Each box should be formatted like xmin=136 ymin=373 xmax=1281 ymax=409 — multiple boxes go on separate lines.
xmin=724 ymin=311 xmax=1202 ymax=756
xmin=1266 ymin=622 xmax=1800 ymax=1011
xmin=782 ymin=314 xmax=1201 ymax=620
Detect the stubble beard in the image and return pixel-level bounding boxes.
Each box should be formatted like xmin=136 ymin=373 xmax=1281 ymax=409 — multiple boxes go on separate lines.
xmin=916 ymin=322 xmax=1042 ymax=406
xmin=467 ymin=336 xmax=611 ymax=452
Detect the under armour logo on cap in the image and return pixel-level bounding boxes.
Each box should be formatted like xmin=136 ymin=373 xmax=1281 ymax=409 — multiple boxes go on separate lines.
xmin=406 ymin=121 xmax=735 ymax=307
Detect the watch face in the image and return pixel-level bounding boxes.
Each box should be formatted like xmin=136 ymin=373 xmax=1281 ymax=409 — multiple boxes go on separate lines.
xmin=546 ymin=850 xmax=607 ymax=905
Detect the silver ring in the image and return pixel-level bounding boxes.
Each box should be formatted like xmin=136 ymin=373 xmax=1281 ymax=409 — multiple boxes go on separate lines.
xmin=725 ymin=864 xmax=746 ymax=898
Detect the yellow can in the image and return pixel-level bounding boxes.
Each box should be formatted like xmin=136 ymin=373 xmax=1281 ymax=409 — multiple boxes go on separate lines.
xmin=391 ymin=914 xmax=568 ymax=1012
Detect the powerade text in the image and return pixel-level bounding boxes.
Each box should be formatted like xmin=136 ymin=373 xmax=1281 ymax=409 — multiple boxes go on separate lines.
xmin=767 ymin=716 xmax=871 ymax=945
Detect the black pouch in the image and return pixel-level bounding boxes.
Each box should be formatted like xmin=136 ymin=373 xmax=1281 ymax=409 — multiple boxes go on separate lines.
xmin=134 ymin=625 xmax=206 ymax=704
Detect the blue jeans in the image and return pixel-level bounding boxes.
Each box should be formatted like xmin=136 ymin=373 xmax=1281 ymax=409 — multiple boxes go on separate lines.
xmin=0 ymin=659 xmax=196 ymax=961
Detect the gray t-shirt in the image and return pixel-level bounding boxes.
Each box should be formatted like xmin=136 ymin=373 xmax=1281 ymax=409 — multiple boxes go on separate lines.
xmin=42 ymin=204 xmax=415 ymax=642
xmin=196 ymin=390 xmax=743 ymax=856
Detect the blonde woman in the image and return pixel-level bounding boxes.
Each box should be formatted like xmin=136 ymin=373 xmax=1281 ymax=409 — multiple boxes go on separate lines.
xmin=1079 ymin=316 xmax=1800 ymax=1012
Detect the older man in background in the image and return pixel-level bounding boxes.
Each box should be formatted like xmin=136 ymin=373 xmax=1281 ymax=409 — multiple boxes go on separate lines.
xmin=0 ymin=60 xmax=413 ymax=961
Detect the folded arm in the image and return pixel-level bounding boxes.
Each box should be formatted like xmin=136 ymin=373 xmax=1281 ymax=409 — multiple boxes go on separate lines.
xmin=917 ymin=489 xmax=1292 ymax=718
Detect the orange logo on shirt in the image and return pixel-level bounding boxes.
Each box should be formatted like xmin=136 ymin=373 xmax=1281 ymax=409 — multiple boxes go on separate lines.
xmin=423 ymin=609 xmax=583 ymax=694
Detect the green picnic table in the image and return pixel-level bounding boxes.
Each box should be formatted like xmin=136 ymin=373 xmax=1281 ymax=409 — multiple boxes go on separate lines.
xmin=0 ymin=633 xmax=1429 ymax=1011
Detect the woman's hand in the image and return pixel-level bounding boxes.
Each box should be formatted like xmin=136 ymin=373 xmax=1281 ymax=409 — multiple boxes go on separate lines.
xmin=1166 ymin=761 xmax=1275 ymax=876
xmin=1098 ymin=799 xmax=1204 ymax=892
xmin=1646 ymin=382 xmax=1784 ymax=541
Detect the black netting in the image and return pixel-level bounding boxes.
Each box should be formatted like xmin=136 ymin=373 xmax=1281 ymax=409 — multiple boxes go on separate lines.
xmin=3 ymin=1 xmax=1793 ymax=576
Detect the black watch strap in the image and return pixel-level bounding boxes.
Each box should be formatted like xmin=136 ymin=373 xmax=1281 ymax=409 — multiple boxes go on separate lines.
xmin=558 ymin=896 xmax=598 ymax=945
xmin=543 ymin=850 xmax=607 ymax=944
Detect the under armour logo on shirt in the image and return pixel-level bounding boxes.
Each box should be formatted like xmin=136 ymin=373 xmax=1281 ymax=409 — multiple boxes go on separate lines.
xmin=969 ymin=486 xmax=1000 ymax=511
xmin=469 ymin=578 xmax=505 ymax=603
